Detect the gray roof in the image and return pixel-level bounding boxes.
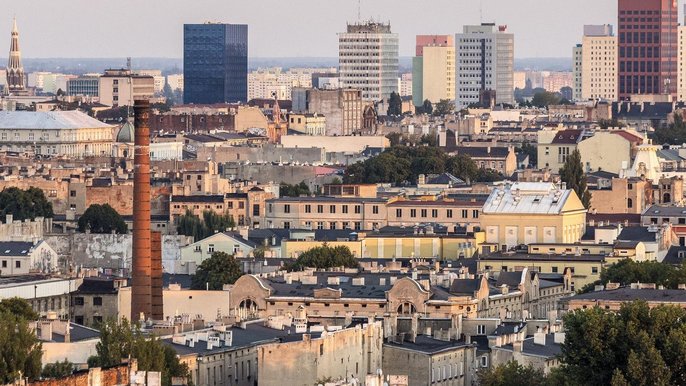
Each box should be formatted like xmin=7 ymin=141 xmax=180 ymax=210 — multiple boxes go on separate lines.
xmin=499 ymin=334 xmax=561 ymax=358
xmin=449 ymin=278 xmax=482 ymax=295
xmin=384 ymin=336 xmax=471 ymax=354
xmin=617 ymin=227 xmax=657 ymax=242
xmin=425 ymin=173 xmax=465 ymax=186
xmin=0 ymin=111 xmax=112 ymax=129
xmin=482 ymin=182 xmax=574 ymax=215
xmin=563 ymin=287 xmax=686 ymax=303
xmin=0 ymin=241 xmax=38 ymax=256
xmin=643 ymin=205 xmax=686 ymax=217
xmin=495 ymin=271 xmax=524 ymax=287
xmin=52 ymin=323 xmax=101 ymax=343
xmin=663 ymin=246 xmax=686 ymax=265
xmin=116 ymin=121 xmax=134 ymax=143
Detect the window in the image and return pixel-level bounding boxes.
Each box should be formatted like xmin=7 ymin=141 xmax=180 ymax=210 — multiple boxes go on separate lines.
xmin=421 ymin=209 xmax=427 ymax=217
xmin=284 ymin=204 xmax=291 ymax=214
xmin=329 ymin=205 xmax=336 ymax=214
xmin=396 ymin=209 xmax=402 ymax=217
xmin=317 ymin=222 xmax=324 ymax=230
xmin=432 ymin=209 xmax=438 ymax=218
xmin=317 ymin=205 xmax=324 ymax=213
xmin=330 ymin=222 xmax=336 ymax=230
xmin=342 ymin=205 xmax=348 ymax=214
xmin=15 ymin=261 xmax=20 ymax=269
xmin=74 ymin=297 xmax=85 ymax=306
xmin=354 ymin=222 xmax=361 ymax=230
xmin=552 ymin=266 xmax=558 ymax=273
xmin=461 ymin=209 xmax=468 ymax=218
xmin=472 ymin=210 xmax=479 ymax=218
xmin=447 ymin=209 xmax=453 ymax=218
xmin=477 ymin=324 xmax=486 ymax=335
xmin=208 ymin=244 xmax=215 ymax=253
xmin=410 ymin=209 xmax=417 ymax=218
xmin=592 ymin=267 xmax=599 ymax=274
xmin=480 ymin=356 xmax=488 ymax=368
xmin=305 ymin=205 xmax=311 ymax=213
xmin=354 ymin=205 xmax=361 ymax=214
xmin=252 ymin=204 xmax=260 ymax=216
xmin=284 ymin=221 xmax=291 ymax=229
xmin=372 ymin=205 xmax=379 ymax=214
xmin=70 ymin=190 xmax=76 ymax=197
xmin=93 ymin=297 xmax=103 ymax=306
xmin=627 ymin=198 xmax=633 ymax=208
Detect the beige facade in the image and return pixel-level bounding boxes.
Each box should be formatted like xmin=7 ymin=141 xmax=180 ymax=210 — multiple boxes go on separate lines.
xmin=382 ymin=340 xmax=475 ymax=386
xmin=679 ymin=26 xmax=686 ymax=102
xmin=590 ymin=178 xmax=652 ymax=214
xmin=291 ymin=88 xmax=364 ymax=135
xmin=577 ymin=131 xmax=632 ymax=174
xmin=422 ymin=45 xmax=456 ymax=103
xmin=579 ymin=33 xmax=617 ymax=101
xmin=98 ymin=69 xmax=154 ymax=107
xmin=287 ymin=113 xmax=326 ymax=136
xmin=264 ymin=197 xmax=388 ymax=231
xmin=386 ymin=198 xmax=482 ymax=231
xmin=0 ymin=110 xmax=114 ymax=157
xmin=258 ymin=320 xmax=383 ymax=385
xmin=480 ymin=182 xmax=587 ymax=249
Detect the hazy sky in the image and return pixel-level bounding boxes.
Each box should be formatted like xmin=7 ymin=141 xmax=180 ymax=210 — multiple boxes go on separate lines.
xmin=0 ymin=0 xmax=656 ymax=59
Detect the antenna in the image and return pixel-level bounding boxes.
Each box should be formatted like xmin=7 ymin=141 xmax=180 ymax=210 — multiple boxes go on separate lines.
xmin=480 ymin=0 xmax=483 ymax=23
xmin=358 ymin=0 xmax=361 ymax=21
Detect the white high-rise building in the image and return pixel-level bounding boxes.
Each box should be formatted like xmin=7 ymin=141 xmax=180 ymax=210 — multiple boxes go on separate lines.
xmin=573 ymin=25 xmax=617 ymax=101
xmin=167 ymin=74 xmax=184 ymax=92
xmin=339 ymin=21 xmax=399 ymax=102
xmin=455 ymin=23 xmax=514 ymax=108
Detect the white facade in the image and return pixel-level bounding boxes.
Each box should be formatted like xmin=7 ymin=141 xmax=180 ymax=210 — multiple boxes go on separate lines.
xmin=248 ymin=67 xmax=330 ymax=100
xmin=98 ymin=69 xmax=155 ymax=107
xmin=150 ymin=142 xmax=184 ymax=161
xmin=0 ymin=110 xmax=114 ymax=157
xmin=339 ymin=21 xmax=399 ymax=101
xmin=400 ymin=73 xmax=413 ymax=97
xmin=455 ymin=23 xmax=514 ymax=108
xmin=167 ymin=74 xmax=184 ymax=92
xmin=574 ymin=25 xmax=617 ymax=101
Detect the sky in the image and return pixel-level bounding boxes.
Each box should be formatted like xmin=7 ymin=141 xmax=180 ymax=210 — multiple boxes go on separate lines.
xmin=0 ymin=0 xmax=656 ymax=59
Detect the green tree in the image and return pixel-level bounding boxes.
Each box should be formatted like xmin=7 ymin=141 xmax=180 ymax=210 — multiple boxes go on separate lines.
xmin=176 ymin=210 xmax=236 ymax=242
xmin=478 ymin=360 xmax=548 ymax=386
xmin=78 ymin=204 xmax=128 ymax=234
xmin=280 ymin=182 xmax=311 ymax=197
xmin=286 ymin=245 xmax=359 ymax=271
xmin=0 ymin=187 xmax=54 ymax=221
xmin=558 ymin=301 xmax=686 ymax=386
xmin=433 ymin=99 xmax=455 ymax=116
xmin=385 ymin=132 xmax=403 ymax=147
xmin=446 ymin=154 xmax=478 ymax=182
xmin=653 ymin=113 xmax=686 ymax=145
xmin=422 ymin=99 xmax=433 ymax=115
xmin=89 ymin=319 xmax=192 ymax=386
xmin=387 ymin=91 xmax=402 ymax=116
xmin=585 ymin=259 xmax=686 ymax=291
xmin=559 ymin=149 xmax=591 ymax=208
xmin=531 ymin=91 xmax=564 ymax=107
xmin=41 ymin=359 xmax=73 ymax=379
xmin=0 ymin=310 xmax=42 ymax=383
xmin=0 ymin=297 xmax=38 ymax=320
xmin=191 ymin=251 xmax=242 ymax=290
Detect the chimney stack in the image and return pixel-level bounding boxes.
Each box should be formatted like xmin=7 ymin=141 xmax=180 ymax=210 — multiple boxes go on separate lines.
xmin=151 ymin=230 xmax=164 ymax=320
xmin=131 ymin=99 xmax=152 ymax=322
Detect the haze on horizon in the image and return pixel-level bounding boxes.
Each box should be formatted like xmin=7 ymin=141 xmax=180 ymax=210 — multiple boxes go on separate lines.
xmin=0 ymin=0 xmax=643 ymax=59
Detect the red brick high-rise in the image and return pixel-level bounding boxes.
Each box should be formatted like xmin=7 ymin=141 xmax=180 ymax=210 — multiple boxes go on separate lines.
xmin=618 ymin=0 xmax=678 ymax=100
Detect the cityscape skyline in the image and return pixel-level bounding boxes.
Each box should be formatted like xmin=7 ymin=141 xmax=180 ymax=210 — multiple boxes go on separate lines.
xmin=1 ymin=0 xmax=630 ymax=59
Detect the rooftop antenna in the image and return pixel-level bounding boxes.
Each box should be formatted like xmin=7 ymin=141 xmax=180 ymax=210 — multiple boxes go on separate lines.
xmin=357 ymin=0 xmax=361 ymax=21
xmin=126 ymin=57 xmax=131 ymax=71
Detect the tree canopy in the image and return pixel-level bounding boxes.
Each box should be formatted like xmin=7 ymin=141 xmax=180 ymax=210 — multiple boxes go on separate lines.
xmin=433 ymin=99 xmax=455 ymax=116
xmin=580 ymin=259 xmax=686 ymax=293
xmin=559 ymin=149 xmax=591 ymax=208
xmin=530 ymin=91 xmax=571 ymax=108
xmin=558 ymin=301 xmax=686 ymax=386
xmin=286 ymin=245 xmax=359 ymax=271
xmin=0 ymin=298 xmax=42 ymax=383
xmin=41 ymin=359 xmax=73 ymax=379
xmin=653 ymin=113 xmax=686 ymax=145
xmin=478 ymin=360 xmax=551 ymax=386
xmin=78 ymin=204 xmax=128 ymax=234
xmin=344 ymin=145 xmax=502 ymax=185
xmin=191 ymin=251 xmax=242 ymax=290
xmin=387 ymin=91 xmax=402 ymax=116
xmin=176 ymin=210 xmax=236 ymax=242
xmin=280 ymin=182 xmax=311 ymax=197
xmin=0 ymin=187 xmax=54 ymax=221
xmin=88 ymin=318 xmax=192 ymax=386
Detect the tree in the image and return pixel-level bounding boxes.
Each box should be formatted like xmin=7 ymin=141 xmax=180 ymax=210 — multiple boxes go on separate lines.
xmin=558 ymin=301 xmax=686 ymax=386
xmin=0 ymin=307 xmax=42 ymax=383
xmin=89 ymin=319 xmax=192 ymax=386
xmin=176 ymin=210 xmax=236 ymax=242
xmin=387 ymin=91 xmax=402 ymax=116
xmin=286 ymin=245 xmax=359 ymax=271
xmin=422 ymin=99 xmax=433 ymax=115
xmin=41 ymin=359 xmax=73 ymax=379
xmin=433 ymin=99 xmax=455 ymax=116
xmin=0 ymin=187 xmax=54 ymax=221
xmin=530 ymin=91 xmax=567 ymax=108
xmin=419 ymin=134 xmax=437 ymax=147
xmin=446 ymin=154 xmax=478 ymax=183
xmin=280 ymin=182 xmax=311 ymax=197
xmin=516 ymin=141 xmax=538 ymax=168
xmin=78 ymin=204 xmax=128 ymax=234
xmin=478 ymin=360 xmax=548 ymax=386
xmin=653 ymin=112 xmax=686 ymax=145
xmin=579 ymin=259 xmax=686 ymax=292
xmin=191 ymin=251 xmax=242 ymax=290
xmin=385 ymin=132 xmax=403 ymax=147
xmin=0 ymin=297 xmax=38 ymax=320
xmin=559 ymin=149 xmax=591 ymax=208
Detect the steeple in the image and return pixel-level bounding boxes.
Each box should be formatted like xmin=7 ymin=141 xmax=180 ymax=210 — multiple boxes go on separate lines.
xmin=6 ymin=17 xmax=25 ymax=94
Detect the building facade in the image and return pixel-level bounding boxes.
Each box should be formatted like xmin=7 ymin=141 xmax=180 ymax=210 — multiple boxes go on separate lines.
xmin=618 ymin=0 xmax=678 ymax=100
xmin=291 ymin=88 xmax=363 ymax=135
xmin=98 ymin=69 xmax=155 ymax=107
xmin=413 ymin=35 xmax=455 ymax=106
xmin=5 ymin=18 xmax=25 ymax=95
xmin=574 ymin=25 xmax=617 ymax=101
xmin=455 ymin=23 xmax=514 ymax=108
xmin=184 ymin=23 xmax=248 ymax=104
xmin=338 ymin=21 xmax=399 ymax=102
xmin=67 ymin=76 xmax=100 ymax=97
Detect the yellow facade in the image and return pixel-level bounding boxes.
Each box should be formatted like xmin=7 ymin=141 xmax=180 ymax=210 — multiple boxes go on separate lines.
xmin=478 ymin=258 xmax=602 ymax=291
xmin=422 ymin=45 xmax=456 ymax=103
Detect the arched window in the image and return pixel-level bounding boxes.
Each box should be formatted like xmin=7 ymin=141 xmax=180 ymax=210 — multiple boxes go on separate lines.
xmin=627 ymin=198 xmax=633 ymax=208
xmin=397 ymin=302 xmax=416 ymax=315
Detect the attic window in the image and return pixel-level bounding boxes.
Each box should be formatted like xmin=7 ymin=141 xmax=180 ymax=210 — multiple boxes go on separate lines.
xmin=20 ymin=250 xmax=26 ymax=254
xmin=4 ymin=250 xmax=9 ymax=253
xmin=654 ymin=210 xmax=660 ymax=214
xmin=533 ymin=198 xmax=541 ymax=203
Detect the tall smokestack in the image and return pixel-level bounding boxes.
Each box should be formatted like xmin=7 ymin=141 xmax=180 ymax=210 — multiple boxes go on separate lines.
xmin=151 ymin=230 xmax=163 ymax=320
xmin=131 ymin=99 xmax=152 ymax=322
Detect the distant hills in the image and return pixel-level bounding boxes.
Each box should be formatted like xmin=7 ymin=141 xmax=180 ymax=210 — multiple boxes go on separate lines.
xmin=0 ymin=56 xmax=572 ymax=76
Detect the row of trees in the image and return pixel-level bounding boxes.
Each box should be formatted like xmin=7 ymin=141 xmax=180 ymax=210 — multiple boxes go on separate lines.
xmin=580 ymin=259 xmax=686 ymax=293
xmin=0 ymin=187 xmax=54 ymax=221
xmin=343 ymin=145 xmax=504 ymax=185
xmin=89 ymin=318 xmax=192 ymax=386
xmin=176 ymin=210 xmax=236 ymax=242
xmin=480 ymin=301 xmax=686 ymax=386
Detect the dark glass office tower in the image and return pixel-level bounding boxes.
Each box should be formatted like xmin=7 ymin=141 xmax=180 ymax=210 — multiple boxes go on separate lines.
xmin=183 ymin=23 xmax=248 ymax=104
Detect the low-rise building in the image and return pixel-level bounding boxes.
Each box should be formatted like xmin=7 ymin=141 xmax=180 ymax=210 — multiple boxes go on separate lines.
xmin=386 ymin=198 xmax=483 ymax=232
xmin=453 ymin=146 xmax=517 ymax=177
xmin=560 ymin=284 xmax=686 ymax=312
xmin=71 ymin=277 xmax=128 ymax=327
xmin=0 ymin=240 xmax=58 ymax=275
xmin=288 ymin=113 xmax=326 ymax=136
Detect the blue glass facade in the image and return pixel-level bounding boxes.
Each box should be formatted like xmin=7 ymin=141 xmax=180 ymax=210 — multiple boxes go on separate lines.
xmin=183 ymin=24 xmax=248 ymax=104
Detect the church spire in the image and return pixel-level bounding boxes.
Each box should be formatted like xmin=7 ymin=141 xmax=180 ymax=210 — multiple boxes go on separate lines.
xmin=6 ymin=17 xmax=25 ymax=94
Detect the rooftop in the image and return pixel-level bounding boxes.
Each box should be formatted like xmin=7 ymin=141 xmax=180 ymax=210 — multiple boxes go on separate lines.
xmin=384 ymin=335 xmax=471 ymax=354
xmin=0 ymin=111 xmax=112 ymax=130
xmin=564 ymin=287 xmax=686 ymax=303
xmin=482 ymin=182 xmax=576 ymax=215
